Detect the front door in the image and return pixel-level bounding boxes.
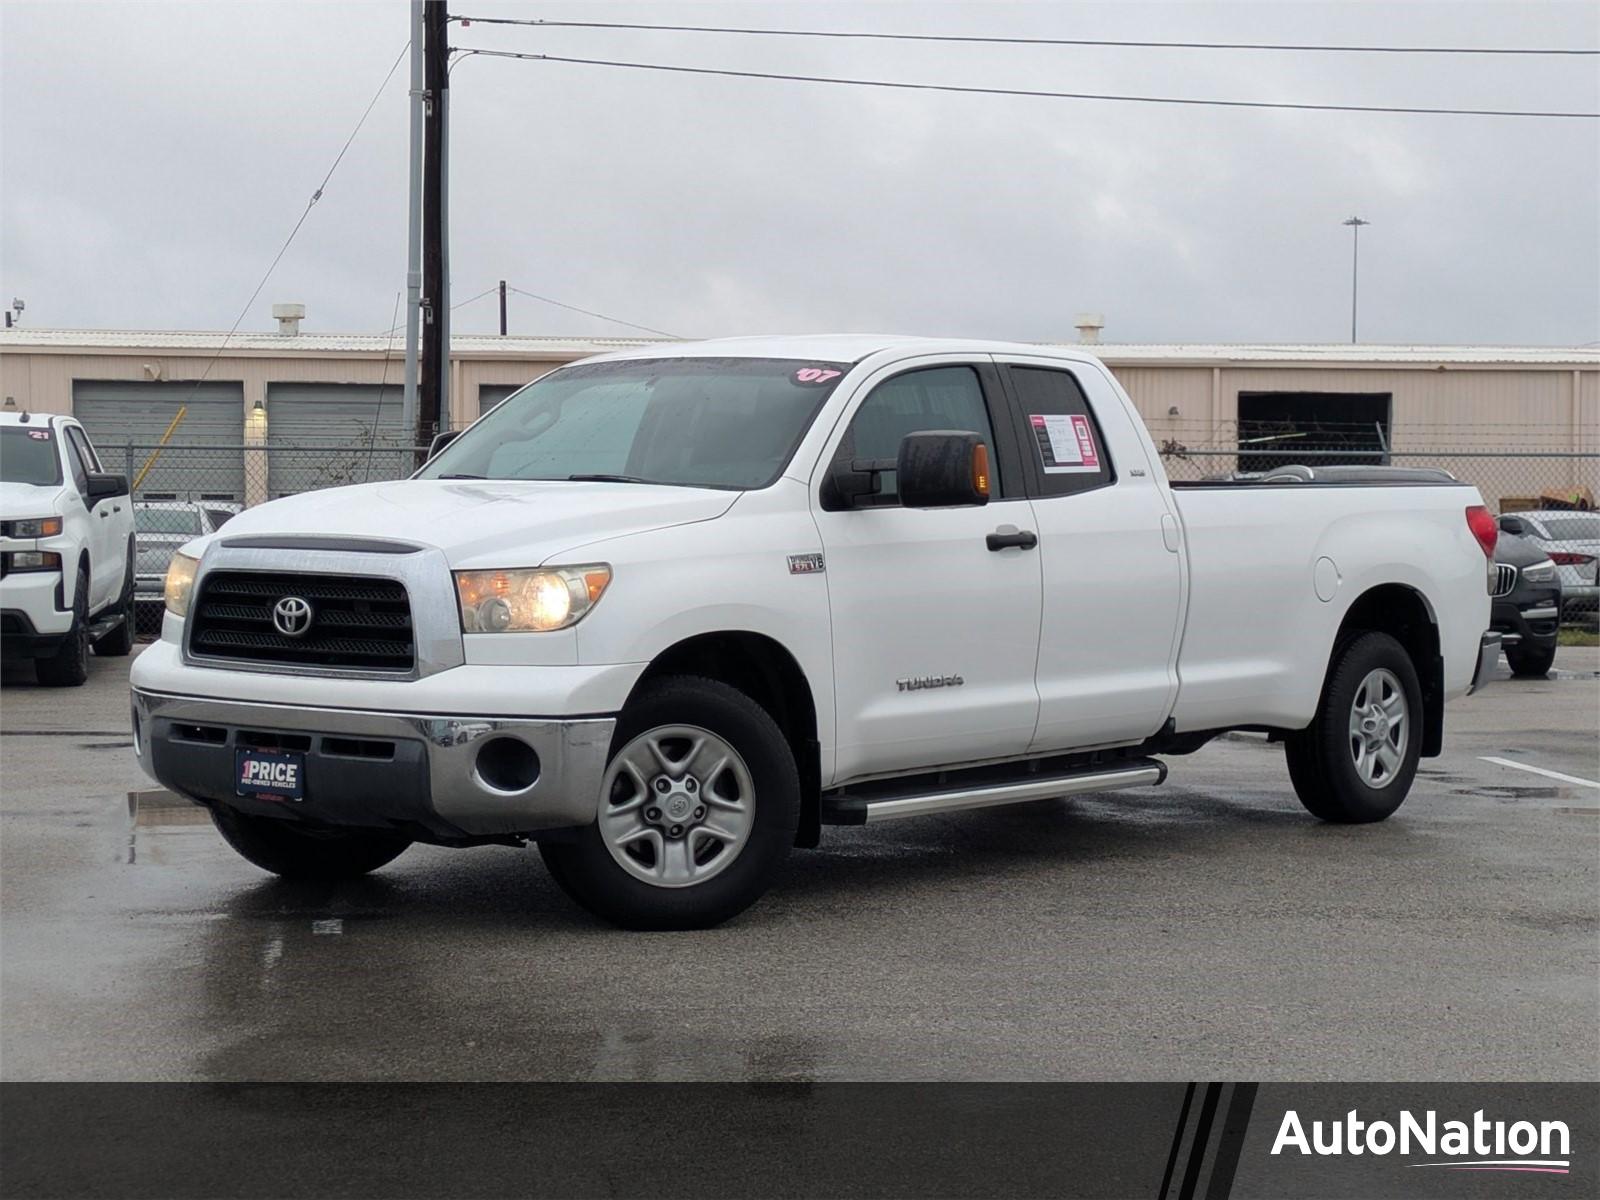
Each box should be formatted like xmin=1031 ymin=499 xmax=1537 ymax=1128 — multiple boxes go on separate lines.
xmin=64 ymin=426 xmax=118 ymax=611
xmin=813 ymin=360 xmax=1042 ymax=785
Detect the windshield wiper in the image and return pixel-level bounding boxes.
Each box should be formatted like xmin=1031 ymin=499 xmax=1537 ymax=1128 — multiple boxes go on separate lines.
xmin=566 ymin=473 xmax=652 ymax=484
xmin=438 ymin=473 xmax=485 ymax=480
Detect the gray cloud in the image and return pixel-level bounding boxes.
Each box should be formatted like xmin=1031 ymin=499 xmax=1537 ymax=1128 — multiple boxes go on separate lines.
xmin=3 ymin=0 xmax=1596 ymax=345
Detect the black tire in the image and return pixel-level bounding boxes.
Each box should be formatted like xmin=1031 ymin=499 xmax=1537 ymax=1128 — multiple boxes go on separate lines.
xmin=1284 ymin=631 xmax=1423 ymax=824
xmin=540 ymin=676 xmax=800 ymax=930
xmin=1505 ymin=640 xmax=1556 ymax=679
xmin=35 ymin=567 xmax=90 ymax=687
xmin=91 ymin=543 xmax=136 ymax=657
xmin=210 ymin=805 xmax=411 ymax=880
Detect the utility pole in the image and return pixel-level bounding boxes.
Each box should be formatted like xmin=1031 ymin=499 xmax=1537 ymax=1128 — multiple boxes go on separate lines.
xmin=401 ymin=0 xmax=424 ymax=444
xmin=419 ymin=0 xmax=451 ymax=448
xmin=1343 ymin=216 xmax=1370 ymax=344
xmin=498 ymin=280 xmax=507 ymax=336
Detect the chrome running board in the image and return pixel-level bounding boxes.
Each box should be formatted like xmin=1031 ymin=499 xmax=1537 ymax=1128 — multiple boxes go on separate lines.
xmin=822 ymin=759 xmax=1167 ymax=825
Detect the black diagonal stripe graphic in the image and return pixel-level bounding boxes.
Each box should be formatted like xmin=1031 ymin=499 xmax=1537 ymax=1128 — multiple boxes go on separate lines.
xmin=1158 ymin=1082 xmax=1198 ymax=1199
xmin=1204 ymin=1083 xmax=1259 ymax=1200
xmin=1177 ymin=1082 xmax=1225 ymax=1200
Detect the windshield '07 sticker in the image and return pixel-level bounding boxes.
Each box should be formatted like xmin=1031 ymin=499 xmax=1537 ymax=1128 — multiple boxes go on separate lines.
xmin=1030 ymin=413 xmax=1101 ymax=474
xmin=792 ymin=367 xmax=842 ymax=386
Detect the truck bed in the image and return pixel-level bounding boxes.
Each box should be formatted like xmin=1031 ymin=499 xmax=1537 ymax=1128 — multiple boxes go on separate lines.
xmin=1167 ymin=479 xmax=1490 ymax=734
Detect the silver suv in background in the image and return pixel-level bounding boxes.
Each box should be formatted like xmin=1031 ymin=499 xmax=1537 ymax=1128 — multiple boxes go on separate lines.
xmin=134 ymin=501 xmax=238 ymax=632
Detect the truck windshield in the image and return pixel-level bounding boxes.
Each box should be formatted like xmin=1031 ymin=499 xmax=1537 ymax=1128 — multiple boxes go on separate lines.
xmin=0 ymin=427 xmax=63 ymax=487
xmin=417 ymin=357 xmax=851 ymax=490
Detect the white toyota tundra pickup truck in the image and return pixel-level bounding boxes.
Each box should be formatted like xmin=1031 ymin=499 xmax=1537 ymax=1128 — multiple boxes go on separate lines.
xmin=2 ymin=411 xmax=136 ymax=684
xmin=131 ymin=337 xmax=1499 ymax=928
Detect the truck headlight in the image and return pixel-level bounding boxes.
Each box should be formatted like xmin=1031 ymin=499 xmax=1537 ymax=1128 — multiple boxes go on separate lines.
xmin=6 ymin=517 xmax=63 ymax=538
xmin=454 ymin=565 xmax=611 ymax=633
xmin=164 ymin=552 xmax=199 ymax=617
xmin=1521 ymin=559 xmax=1557 ymax=583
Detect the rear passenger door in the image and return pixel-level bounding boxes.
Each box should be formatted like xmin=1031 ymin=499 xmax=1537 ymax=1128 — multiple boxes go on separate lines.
xmin=993 ymin=358 xmax=1184 ymax=752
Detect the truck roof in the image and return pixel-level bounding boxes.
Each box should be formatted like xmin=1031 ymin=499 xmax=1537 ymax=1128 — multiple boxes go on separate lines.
xmin=0 ymin=411 xmax=71 ymax=428
xmin=579 ymin=334 xmax=1111 ymax=367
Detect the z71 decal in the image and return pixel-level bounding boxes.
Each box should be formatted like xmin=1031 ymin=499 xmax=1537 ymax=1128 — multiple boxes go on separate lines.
xmin=787 ymin=553 xmax=826 ymax=575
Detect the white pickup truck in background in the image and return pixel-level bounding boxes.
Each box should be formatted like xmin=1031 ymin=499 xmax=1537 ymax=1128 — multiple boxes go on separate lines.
xmin=131 ymin=337 xmax=1499 ymax=928
xmin=1 ymin=411 xmax=136 ymax=685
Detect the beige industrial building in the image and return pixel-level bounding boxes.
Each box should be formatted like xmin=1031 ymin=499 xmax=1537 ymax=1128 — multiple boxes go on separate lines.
xmin=2 ymin=326 xmax=1594 ymax=509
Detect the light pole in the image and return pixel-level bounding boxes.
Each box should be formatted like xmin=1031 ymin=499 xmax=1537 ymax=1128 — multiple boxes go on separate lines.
xmin=1342 ymin=216 xmax=1370 ymax=343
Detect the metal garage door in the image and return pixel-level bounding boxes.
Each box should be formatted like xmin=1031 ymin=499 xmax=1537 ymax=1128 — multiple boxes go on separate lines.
xmin=477 ymin=383 xmax=523 ymax=417
xmin=265 ymin=383 xmax=412 ymax=498
xmin=72 ymin=380 xmax=246 ymax=501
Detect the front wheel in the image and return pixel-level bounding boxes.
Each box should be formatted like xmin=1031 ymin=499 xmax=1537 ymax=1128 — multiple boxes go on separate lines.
xmin=1505 ymin=640 xmax=1556 ymax=678
xmin=540 ymin=676 xmax=800 ymax=929
xmin=1284 ymin=631 xmax=1422 ymax=824
xmin=211 ymin=805 xmax=411 ymax=879
xmin=35 ymin=568 xmax=90 ymax=687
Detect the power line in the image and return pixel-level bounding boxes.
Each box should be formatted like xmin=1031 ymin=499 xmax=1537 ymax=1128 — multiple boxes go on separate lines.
xmin=180 ymin=42 xmax=410 ymax=403
xmin=506 ymin=285 xmax=677 ymax=337
xmin=452 ymin=48 xmax=1600 ymax=120
xmin=452 ymin=15 xmax=1600 ymax=57
xmin=389 ymin=283 xmax=675 ymax=337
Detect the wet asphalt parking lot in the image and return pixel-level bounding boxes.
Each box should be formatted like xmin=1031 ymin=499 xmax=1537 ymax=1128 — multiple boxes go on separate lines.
xmin=2 ymin=646 xmax=1596 ymax=1083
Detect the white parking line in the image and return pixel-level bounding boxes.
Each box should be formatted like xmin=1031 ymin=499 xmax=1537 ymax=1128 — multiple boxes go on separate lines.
xmin=1480 ymin=757 xmax=1600 ymax=790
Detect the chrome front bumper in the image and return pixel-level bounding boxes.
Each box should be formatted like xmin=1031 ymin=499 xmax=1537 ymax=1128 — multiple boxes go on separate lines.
xmin=132 ymin=689 xmax=615 ymax=840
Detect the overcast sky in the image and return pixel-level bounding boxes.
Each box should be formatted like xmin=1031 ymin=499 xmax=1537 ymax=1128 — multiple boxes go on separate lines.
xmin=2 ymin=1 xmax=1596 ymax=346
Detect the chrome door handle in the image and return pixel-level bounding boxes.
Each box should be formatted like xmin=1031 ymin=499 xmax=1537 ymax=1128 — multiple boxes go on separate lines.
xmin=986 ymin=527 xmax=1037 ymax=551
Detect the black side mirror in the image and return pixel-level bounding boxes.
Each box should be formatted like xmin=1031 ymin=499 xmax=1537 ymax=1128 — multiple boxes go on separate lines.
xmin=86 ymin=472 xmax=128 ymax=503
xmin=1498 ymin=515 xmax=1526 ymax=536
xmin=427 ymin=429 xmax=462 ymax=460
xmin=896 ymin=431 xmax=991 ymax=508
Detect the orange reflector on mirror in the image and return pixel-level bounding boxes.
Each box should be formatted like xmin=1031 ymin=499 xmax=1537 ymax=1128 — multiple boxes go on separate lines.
xmin=971 ymin=443 xmax=991 ymax=497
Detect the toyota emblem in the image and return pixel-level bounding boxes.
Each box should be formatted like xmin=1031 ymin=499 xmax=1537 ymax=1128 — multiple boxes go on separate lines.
xmin=271 ymin=595 xmax=314 ymax=638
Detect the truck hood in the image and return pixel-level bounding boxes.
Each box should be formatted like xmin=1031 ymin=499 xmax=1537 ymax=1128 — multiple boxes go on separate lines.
xmin=215 ymin=479 xmax=740 ymax=567
xmin=0 ymin=481 xmax=65 ymax=518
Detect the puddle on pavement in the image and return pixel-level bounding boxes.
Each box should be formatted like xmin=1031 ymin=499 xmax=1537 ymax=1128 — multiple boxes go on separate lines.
xmin=124 ymin=789 xmax=210 ymax=864
xmin=1452 ymin=784 xmax=1563 ymax=800
xmin=128 ymin=791 xmax=210 ymax=827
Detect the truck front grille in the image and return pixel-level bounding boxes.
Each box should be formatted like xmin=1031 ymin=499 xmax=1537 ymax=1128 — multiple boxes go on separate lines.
xmin=1491 ymin=563 xmax=1518 ymax=597
xmin=188 ymin=571 xmax=415 ymax=672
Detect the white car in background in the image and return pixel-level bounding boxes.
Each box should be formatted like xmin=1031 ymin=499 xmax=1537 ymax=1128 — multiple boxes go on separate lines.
xmin=1498 ymin=510 xmax=1600 ymax=617
xmin=134 ymin=501 xmax=239 ymax=624
xmin=1 ymin=412 xmax=135 ymax=684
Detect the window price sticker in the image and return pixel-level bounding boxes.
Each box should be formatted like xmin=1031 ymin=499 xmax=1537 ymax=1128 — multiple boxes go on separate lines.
xmin=1030 ymin=413 xmax=1100 ymax=473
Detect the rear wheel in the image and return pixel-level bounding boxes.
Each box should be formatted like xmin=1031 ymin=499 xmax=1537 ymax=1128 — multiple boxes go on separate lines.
xmin=35 ymin=568 xmax=90 ymax=687
xmin=210 ymin=805 xmax=411 ymax=879
xmin=1284 ymin=631 xmax=1422 ymax=823
xmin=1505 ymin=640 xmax=1556 ymax=678
xmin=540 ymin=676 xmax=800 ymax=929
